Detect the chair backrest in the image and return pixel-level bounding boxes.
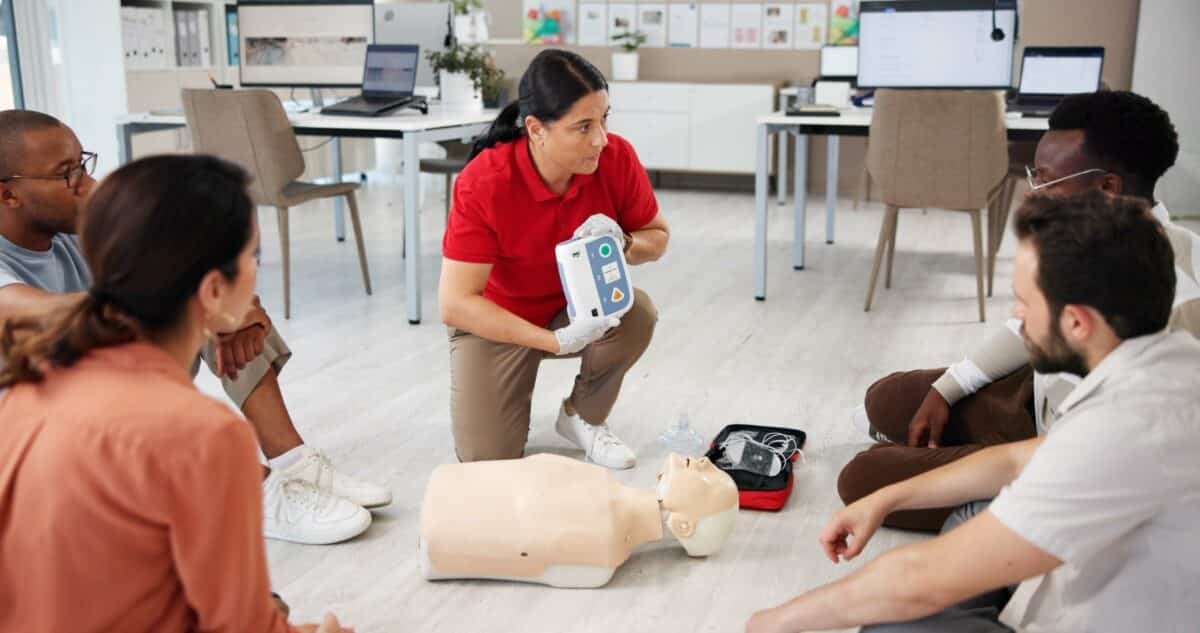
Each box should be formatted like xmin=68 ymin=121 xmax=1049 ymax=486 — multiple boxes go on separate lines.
xmin=867 ymin=89 xmax=1008 ymax=210
xmin=181 ymin=89 xmax=305 ymax=207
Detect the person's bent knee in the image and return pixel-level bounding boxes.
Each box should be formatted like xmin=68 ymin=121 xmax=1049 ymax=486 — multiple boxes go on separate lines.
xmin=837 ymin=449 xmax=887 ymax=506
xmin=454 ymin=439 xmax=524 ymax=463
xmin=619 ymin=288 xmax=658 ymax=350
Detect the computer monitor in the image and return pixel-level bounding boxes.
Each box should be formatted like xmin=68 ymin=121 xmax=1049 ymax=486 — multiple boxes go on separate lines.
xmin=858 ymin=0 xmax=1017 ymax=89
xmin=238 ymin=0 xmax=375 ymax=88
xmin=374 ymin=3 xmax=452 ymax=90
xmin=1018 ymin=47 xmax=1104 ymax=96
xmin=820 ymin=45 xmax=858 ymax=80
xmin=362 ymin=44 xmax=419 ymax=96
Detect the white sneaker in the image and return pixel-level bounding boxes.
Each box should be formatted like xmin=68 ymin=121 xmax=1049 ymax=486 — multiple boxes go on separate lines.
xmin=282 ymin=446 xmax=393 ymax=509
xmin=850 ymin=405 xmax=892 ymax=444
xmin=262 ymin=473 xmax=371 ymax=545
xmin=555 ymin=401 xmax=637 ymax=470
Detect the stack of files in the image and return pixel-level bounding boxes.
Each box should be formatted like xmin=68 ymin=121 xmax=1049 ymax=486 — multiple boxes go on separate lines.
xmin=121 ymin=7 xmax=172 ymax=70
xmin=173 ymin=7 xmax=212 ymax=68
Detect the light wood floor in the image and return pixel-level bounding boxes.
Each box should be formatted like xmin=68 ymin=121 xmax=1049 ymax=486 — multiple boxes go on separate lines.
xmin=194 ymin=180 xmax=1047 ymax=632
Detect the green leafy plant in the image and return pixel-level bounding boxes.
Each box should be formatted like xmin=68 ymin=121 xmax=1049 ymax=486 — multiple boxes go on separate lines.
xmin=427 ymin=45 xmax=492 ymax=89
xmin=450 ymin=0 xmax=483 ymax=16
xmin=611 ymin=30 xmax=647 ymax=52
xmin=480 ymin=54 xmax=507 ymax=103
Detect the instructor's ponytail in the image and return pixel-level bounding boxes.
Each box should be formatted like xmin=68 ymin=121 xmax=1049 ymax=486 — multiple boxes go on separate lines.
xmin=467 ymin=49 xmax=608 ymax=163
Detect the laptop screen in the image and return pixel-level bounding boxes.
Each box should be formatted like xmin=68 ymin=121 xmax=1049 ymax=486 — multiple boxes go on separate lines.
xmin=820 ymin=46 xmax=858 ymax=79
xmin=1019 ymin=47 xmax=1104 ymax=96
xmin=362 ymin=44 xmax=419 ymax=96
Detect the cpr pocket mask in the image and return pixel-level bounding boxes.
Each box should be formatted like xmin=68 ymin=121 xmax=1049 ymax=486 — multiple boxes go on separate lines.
xmin=555 ymin=234 xmax=634 ymax=323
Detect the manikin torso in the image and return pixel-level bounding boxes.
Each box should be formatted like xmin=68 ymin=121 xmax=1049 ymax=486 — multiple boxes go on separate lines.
xmin=419 ymin=453 xmax=738 ymax=588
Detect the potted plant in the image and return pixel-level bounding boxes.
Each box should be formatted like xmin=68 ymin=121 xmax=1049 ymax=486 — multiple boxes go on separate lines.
xmin=479 ymin=54 xmax=507 ymax=109
xmin=610 ymin=30 xmax=646 ymax=82
xmin=428 ymin=45 xmax=490 ymax=111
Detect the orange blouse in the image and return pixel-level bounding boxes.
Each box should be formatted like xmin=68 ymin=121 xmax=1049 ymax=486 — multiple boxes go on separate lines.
xmin=0 ymin=342 xmax=294 ymax=632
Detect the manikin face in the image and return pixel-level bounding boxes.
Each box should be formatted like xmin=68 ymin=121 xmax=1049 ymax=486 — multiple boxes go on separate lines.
xmin=657 ymin=454 xmax=739 ymax=556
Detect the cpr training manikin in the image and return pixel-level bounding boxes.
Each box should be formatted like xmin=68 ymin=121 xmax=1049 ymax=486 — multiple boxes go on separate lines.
xmin=419 ymin=453 xmax=739 ymax=588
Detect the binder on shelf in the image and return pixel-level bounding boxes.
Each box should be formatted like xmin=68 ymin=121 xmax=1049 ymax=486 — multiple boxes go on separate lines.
xmin=174 ymin=9 xmax=188 ymax=66
xmin=197 ymin=8 xmax=211 ymax=67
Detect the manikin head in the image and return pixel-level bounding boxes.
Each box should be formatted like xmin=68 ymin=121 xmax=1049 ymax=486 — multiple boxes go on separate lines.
xmin=656 ymin=454 xmax=739 ymax=557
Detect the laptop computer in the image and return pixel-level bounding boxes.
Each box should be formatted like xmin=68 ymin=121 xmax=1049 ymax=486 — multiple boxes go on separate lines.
xmin=322 ymin=44 xmax=426 ymax=117
xmin=1008 ymin=47 xmax=1104 ymax=117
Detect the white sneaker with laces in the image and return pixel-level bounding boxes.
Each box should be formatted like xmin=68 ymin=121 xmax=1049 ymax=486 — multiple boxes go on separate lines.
xmin=555 ymin=401 xmax=636 ymax=470
xmin=262 ymin=473 xmax=371 ymax=545
xmin=282 ymin=446 xmax=393 ymax=509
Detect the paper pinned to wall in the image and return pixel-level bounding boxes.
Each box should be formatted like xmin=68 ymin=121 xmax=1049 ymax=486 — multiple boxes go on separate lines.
xmin=761 ymin=4 xmax=794 ymax=50
xmin=794 ymin=2 xmax=827 ymax=50
xmin=667 ymin=3 xmax=698 ymax=48
xmin=829 ymin=0 xmax=859 ymax=45
xmin=637 ymin=3 xmax=668 ymax=48
xmin=699 ymin=3 xmax=731 ymax=49
xmin=578 ymin=3 xmax=608 ymax=46
xmin=608 ymin=3 xmax=638 ymax=41
xmin=731 ymin=3 xmax=763 ymax=49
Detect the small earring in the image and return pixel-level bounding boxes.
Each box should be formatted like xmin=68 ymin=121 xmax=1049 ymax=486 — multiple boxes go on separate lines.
xmin=202 ymin=327 xmax=214 ymax=339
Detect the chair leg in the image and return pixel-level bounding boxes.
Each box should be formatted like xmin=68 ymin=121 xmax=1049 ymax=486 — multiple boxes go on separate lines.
xmin=988 ymin=177 xmax=1018 ymax=297
xmin=885 ymin=207 xmax=898 ymax=289
xmin=344 ymin=192 xmax=372 ymax=296
xmin=970 ymin=208 xmax=986 ymax=322
xmin=444 ymin=173 xmax=452 ymax=219
xmin=853 ymin=164 xmax=870 ymax=210
xmin=276 ymin=206 xmax=291 ymax=319
xmin=865 ymin=205 xmax=898 ymax=312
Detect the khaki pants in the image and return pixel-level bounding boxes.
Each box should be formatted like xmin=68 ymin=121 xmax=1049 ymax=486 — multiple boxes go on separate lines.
xmin=449 ymin=288 xmax=658 ymax=462
xmin=195 ymin=328 xmax=292 ymax=408
xmin=837 ymin=366 xmax=1035 ymax=531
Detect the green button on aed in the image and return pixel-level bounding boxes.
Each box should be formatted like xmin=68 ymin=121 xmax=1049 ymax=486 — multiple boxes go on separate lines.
xmin=599 ymin=243 xmax=613 ymax=258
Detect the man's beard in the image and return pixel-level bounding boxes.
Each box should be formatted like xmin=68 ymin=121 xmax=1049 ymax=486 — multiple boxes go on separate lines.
xmin=1023 ymin=321 xmax=1089 ymax=377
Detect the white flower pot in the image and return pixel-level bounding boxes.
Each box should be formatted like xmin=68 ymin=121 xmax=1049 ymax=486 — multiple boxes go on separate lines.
xmin=439 ymin=71 xmax=483 ymax=111
xmin=611 ymin=51 xmax=639 ymax=82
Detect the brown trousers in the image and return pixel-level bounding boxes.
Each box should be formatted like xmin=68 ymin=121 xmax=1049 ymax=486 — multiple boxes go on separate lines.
xmin=449 ymin=289 xmax=658 ymax=462
xmin=837 ymin=365 xmax=1036 ymax=531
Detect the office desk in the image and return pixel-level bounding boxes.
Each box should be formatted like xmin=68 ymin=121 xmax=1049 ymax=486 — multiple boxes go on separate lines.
xmin=753 ymin=109 xmax=1049 ymax=301
xmin=116 ymin=107 xmax=496 ymax=324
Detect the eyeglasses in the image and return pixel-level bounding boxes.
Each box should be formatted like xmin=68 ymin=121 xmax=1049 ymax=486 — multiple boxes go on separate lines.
xmin=0 ymin=151 xmax=98 ymax=191
xmin=1025 ymin=165 xmax=1106 ymax=192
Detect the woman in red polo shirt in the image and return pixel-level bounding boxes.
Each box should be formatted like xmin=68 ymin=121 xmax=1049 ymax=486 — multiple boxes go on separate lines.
xmin=439 ymin=49 xmax=670 ymax=469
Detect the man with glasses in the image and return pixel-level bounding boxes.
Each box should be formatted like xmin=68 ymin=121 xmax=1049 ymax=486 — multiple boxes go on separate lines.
xmin=835 ymin=90 xmax=1200 ymax=531
xmin=0 ymin=109 xmax=389 ymax=545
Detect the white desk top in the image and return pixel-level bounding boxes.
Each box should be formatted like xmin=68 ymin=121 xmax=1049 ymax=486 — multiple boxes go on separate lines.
xmin=758 ymin=108 xmax=1050 ymax=131
xmin=117 ymin=105 xmax=499 ymax=132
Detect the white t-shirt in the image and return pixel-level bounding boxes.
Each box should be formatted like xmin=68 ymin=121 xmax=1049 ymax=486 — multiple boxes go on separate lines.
xmin=990 ymin=331 xmax=1200 ymax=633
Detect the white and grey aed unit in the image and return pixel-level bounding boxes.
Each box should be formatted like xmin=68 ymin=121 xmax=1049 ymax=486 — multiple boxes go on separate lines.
xmin=555 ymin=235 xmax=634 ymax=322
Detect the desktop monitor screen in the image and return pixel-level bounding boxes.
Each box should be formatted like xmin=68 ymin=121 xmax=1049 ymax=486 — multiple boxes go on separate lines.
xmin=1019 ymin=47 xmax=1104 ymax=96
xmin=820 ymin=45 xmax=858 ymax=79
xmin=374 ymin=3 xmax=451 ymax=89
xmin=362 ymin=44 xmax=418 ymax=95
xmin=238 ymin=0 xmax=375 ymax=87
xmin=858 ymin=0 xmax=1017 ymax=89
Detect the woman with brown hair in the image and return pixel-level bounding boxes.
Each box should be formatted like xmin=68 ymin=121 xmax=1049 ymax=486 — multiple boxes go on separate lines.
xmin=0 ymin=155 xmax=349 ymax=632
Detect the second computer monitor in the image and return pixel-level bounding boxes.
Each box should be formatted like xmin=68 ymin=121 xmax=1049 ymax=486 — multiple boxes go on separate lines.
xmin=820 ymin=45 xmax=858 ymax=80
xmin=1018 ymin=47 xmax=1104 ymax=96
xmin=374 ymin=2 xmax=452 ymax=90
xmin=858 ymin=0 xmax=1017 ymax=89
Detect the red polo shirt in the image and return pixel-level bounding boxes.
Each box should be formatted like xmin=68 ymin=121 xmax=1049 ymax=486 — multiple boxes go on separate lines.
xmin=443 ymin=133 xmax=659 ymax=327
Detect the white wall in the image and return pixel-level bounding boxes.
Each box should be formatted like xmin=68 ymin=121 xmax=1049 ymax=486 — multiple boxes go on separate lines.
xmin=1133 ymin=0 xmax=1200 ymax=216
xmin=52 ymin=0 xmax=127 ymax=176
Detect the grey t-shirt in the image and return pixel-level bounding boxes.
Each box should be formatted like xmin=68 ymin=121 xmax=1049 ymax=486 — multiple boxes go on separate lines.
xmin=0 ymin=233 xmax=91 ymax=293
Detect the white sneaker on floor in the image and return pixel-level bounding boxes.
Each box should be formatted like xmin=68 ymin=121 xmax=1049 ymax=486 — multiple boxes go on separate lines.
xmin=555 ymin=401 xmax=637 ymax=470
xmin=850 ymin=405 xmax=892 ymax=444
xmin=262 ymin=473 xmax=371 ymax=545
xmin=282 ymin=446 xmax=393 ymax=509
